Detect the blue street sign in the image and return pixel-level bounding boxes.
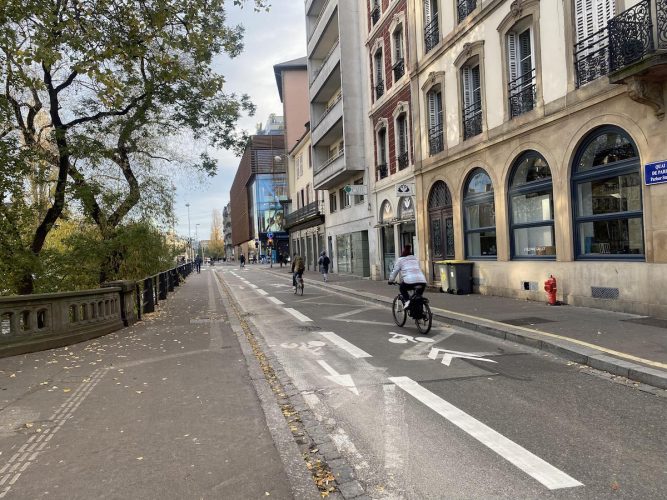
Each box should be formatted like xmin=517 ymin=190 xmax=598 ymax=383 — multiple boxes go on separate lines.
xmin=267 ymin=232 xmax=274 ymax=239
xmin=645 ymin=160 xmax=667 ymax=185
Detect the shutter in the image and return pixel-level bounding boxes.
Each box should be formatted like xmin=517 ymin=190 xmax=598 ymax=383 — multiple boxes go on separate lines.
xmin=472 ymin=65 xmax=481 ymax=106
xmin=519 ymin=29 xmax=532 ymax=77
xmin=375 ymin=51 xmax=383 ymax=83
xmin=462 ymin=66 xmax=472 ymax=111
xmin=398 ymin=116 xmax=406 ymax=153
xmin=436 ymin=91 xmax=443 ymax=126
xmin=424 ymin=0 xmax=432 ymax=24
xmin=507 ymin=32 xmax=518 ymax=90
xmin=428 ymin=90 xmax=437 ymax=129
xmin=595 ymin=0 xmax=615 ymax=31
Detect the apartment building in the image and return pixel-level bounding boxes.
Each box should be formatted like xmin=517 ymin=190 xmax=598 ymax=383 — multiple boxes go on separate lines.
xmin=408 ymin=0 xmax=667 ymax=315
xmin=305 ymin=0 xmax=377 ymax=277
xmin=366 ymin=0 xmax=419 ymax=278
xmin=223 ymin=203 xmax=234 ymax=261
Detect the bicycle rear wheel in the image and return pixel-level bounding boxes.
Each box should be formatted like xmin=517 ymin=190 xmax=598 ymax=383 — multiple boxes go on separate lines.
xmin=392 ymin=295 xmax=407 ymax=327
xmin=298 ymin=280 xmax=304 ymax=296
xmin=415 ymin=302 xmax=432 ymax=334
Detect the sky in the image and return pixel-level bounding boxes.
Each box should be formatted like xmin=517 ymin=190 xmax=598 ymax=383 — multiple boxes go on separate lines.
xmin=173 ymin=1 xmax=307 ymax=242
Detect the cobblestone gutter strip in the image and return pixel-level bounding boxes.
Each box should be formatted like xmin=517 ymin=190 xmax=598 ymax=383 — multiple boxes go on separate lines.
xmin=215 ymin=273 xmax=368 ymax=500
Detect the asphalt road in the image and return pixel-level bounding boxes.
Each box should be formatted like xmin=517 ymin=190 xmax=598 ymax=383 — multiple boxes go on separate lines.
xmin=221 ymin=264 xmax=667 ymax=499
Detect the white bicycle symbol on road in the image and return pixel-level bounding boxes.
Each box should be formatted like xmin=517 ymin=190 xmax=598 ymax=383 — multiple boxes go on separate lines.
xmin=280 ymin=340 xmax=327 ymax=355
xmin=387 ymin=332 xmax=435 ymax=344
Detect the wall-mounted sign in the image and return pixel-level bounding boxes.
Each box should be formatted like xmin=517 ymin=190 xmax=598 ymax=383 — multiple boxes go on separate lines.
xmin=380 ymin=200 xmax=394 ymax=223
xmin=398 ymin=196 xmax=415 ymax=220
xmin=645 ymin=160 xmax=667 ymax=185
xmin=344 ymin=184 xmax=368 ymax=195
xmin=395 ymin=183 xmax=415 ymax=197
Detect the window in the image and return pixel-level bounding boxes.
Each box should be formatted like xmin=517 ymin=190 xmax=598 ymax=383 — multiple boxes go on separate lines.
xmin=572 ymin=126 xmax=644 ymax=258
xmin=457 ymin=0 xmax=476 ymax=23
xmin=392 ymin=27 xmax=405 ymax=82
xmin=464 ymin=168 xmax=496 ymax=258
xmin=509 ymin=151 xmax=555 ymax=258
xmin=296 ymin=153 xmax=303 ymax=179
xmin=461 ymin=64 xmax=482 ymax=139
xmin=354 ymin=178 xmax=365 ymax=204
xmin=371 ymin=0 xmax=381 ymax=26
xmin=424 ymin=0 xmax=439 ymax=53
xmin=329 ymin=192 xmax=337 ymax=213
xmin=306 ymin=184 xmax=311 ymax=205
xmin=427 ymin=87 xmax=443 ymax=155
xmin=339 ymin=188 xmax=351 ymax=209
xmin=374 ymin=49 xmax=385 ymax=100
xmin=507 ymin=26 xmax=536 ymax=118
xmin=376 ymin=127 xmax=388 ymax=180
xmin=396 ymin=113 xmax=409 ymax=170
xmin=573 ymin=0 xmax=615 ymax=86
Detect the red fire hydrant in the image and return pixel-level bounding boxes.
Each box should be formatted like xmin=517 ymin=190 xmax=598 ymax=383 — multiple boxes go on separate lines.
xmin=544 ymin=275 xmax=558 ymax=306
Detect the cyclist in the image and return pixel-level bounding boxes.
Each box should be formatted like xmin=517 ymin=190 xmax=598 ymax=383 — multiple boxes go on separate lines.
xmin=388 ymin=245 xmax=427 ymax=311
xmin=291 ymin=252 xmax=305 ymax=291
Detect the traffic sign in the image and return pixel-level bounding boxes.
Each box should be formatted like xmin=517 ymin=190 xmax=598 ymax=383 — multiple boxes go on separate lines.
xmin=267 ymin=232 xmax=274 ymax=239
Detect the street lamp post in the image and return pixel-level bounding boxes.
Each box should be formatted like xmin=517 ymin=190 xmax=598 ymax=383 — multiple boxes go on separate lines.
xmin=195 ymin=223 xmax=200 ymax=261
xmin=186 ymin=203 xmax=192 ymax=262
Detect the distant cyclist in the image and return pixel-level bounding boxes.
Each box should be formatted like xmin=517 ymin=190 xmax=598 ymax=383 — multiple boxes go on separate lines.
xmin=388 ymin=245 xmax=427 ymax=310
xmin=291 ymin=252 xmax=305 ymax=291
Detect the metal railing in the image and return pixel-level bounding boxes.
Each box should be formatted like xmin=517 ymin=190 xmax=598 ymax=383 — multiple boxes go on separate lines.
xmin=375 ymin=79 xmax=385 ymax=99
xmin=457 ymin=0 xmax=476 ymax=23
xmin=314 ymin=92 xmax=342 ymax=128
xmin=609 ymin=0 xmax=654 ymax=71
xmin=462 ymin=100 xmax=482 ymax=140
xmin=285 ymin=201 xmax=323 ymax=228
xmin=376 ymin=163 xmax=388 ymax=180
xmin=311 ymin=39 xmax=340 ymax=84
xmin=424 ymin=18 xmax=440 ymax=53
xmin=397 ymin=151 xmax=409 ymax=170
xmin=428 ymin=123 xmax=444 ymax=155
xmin=393 ymin=58 xmax=405 ymax=81
xmin=574 ymin=27 xmax=610 ymax=87
xmin=659 ymin=0 xmax=667 ymax=48
xmin=508 ymin=68 xmax=536 ymax=118
xmin=317 ymin=149 xmax=344 ymax=173
xmin=308 ymin=0 xmax=332 ymax=42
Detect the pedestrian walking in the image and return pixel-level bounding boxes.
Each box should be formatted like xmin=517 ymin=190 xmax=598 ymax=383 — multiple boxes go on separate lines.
xmin=195 ymin=255 xmax=202 ymax=273
xmin=240 ymin=254 xmax=246 ymax=269
xmin=318 ymin=251 xmax=330 ymax=282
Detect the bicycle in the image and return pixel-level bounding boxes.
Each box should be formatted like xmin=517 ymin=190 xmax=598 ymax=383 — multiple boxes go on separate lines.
xmin=294 ymin=274 xmax=304 ymax=296
xmin=390 ymin=283 xmax=433 ymax=334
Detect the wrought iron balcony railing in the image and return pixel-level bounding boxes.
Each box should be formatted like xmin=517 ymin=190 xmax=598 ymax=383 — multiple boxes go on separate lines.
xmin=285 ymin=201 xmax=323 ymax=228
xmin=574 ymin=27 xmax=610 ymax=87
xmin=609 ymin=0 xmax=655 ymax=71
xmin=457 ymin=0 xmax=477 ymax=23
xmin=428 ymin=123 xmax=444 ymax=155
xmin=371 ymin=6 xmax=381 ymax=25
xmin=375 ymin=79 xmax=385 ymax=100
xmin=424 ymin=18 xmax=440 ymax=54
xmin=462 ymin=100 xmax=482 ymax=140
xmin=397 ymin=151 xmax=409 ymax=170
xmin=508 ymin=68 xmax=536 ymax=118
xmin=393 ymin=58 xmax=405 ymax=81
xmin=376 ymin=163 xmax=388 ymax=181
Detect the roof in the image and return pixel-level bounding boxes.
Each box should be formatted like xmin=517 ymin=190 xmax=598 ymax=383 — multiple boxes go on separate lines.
xmin=273 ymin=56 xmax=307 ymax=102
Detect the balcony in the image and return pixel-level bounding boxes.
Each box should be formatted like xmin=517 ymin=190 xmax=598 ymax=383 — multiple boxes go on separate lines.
xmin=311 ymin=92 xmax=342 ymax=145
xmin=508 ymin=68 xmax=536 ymax=118
xmin=574 ymin=27 xmax=610 ymax=87
xmin=424 ymin=18 xmax=439 ymax=54
xmin=393 ymin=58 xmax=405 ymax=82
xmin=376 ymin=163 xmax=388 ymax=181
xmin=397 ymin=151 xmax=409 ymax=170
xmin=428 ymin=123 xmax=444 ymax=155
xmin=314 ymin=150 xmax=358 ymax=190
xmin=457 ymin=0 xmax=476 ymax=23
xmin=375 ymin=79 xmax=385 ymax=100
xmin=462 ymin=100 xmax=482 ymax=140
xmin=285 ymin=201 xmax=324 ymax=230
xmin=307 ymin=0 xmax=336 ymax=54
xmin=310 ymin=40 xmax=340 ymax=94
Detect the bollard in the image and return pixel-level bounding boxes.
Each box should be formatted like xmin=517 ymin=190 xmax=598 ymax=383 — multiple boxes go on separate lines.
xmin=143 ymin=278 xmax=155 ymax=314
xmin=159 ymin=272 xmax=168 ymax=300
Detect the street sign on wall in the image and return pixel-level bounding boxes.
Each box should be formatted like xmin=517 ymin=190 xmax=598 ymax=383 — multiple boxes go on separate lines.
xmin=344 ymin=185 xmax=368 ymax=195
xmin=395 ymin=183 xmax=415 ymax=197
xmin=645 ymin=160 xmax=667 ymax=185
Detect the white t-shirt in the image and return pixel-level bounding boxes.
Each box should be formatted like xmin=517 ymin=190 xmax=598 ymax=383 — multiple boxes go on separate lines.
xmin=389 ymin=255 xmax=427 ymax=284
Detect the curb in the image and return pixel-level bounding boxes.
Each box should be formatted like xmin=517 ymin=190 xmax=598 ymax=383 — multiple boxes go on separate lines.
xmin=272 ymin=271 xmax=667 ymax=391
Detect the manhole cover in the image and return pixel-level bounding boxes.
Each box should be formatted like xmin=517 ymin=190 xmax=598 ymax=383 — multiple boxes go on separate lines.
xmin=621 ymin=317 xmax=667 ymax=329
xmin=501 ymin=317 xmax=556 ymax=326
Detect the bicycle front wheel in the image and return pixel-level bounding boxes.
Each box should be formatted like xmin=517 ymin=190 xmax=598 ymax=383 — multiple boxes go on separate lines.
xmin=392 ymin=295 xmax=407 ymax=327
xmin=415 ymin=302 xmax=432 ymax=334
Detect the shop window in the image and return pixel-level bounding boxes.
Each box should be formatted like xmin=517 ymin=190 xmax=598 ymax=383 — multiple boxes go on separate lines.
xmin=509 ymin=151 xmax=555 ymax=258
xmin=464 ymin=168 xmax=496 ymax=258
xmin=571 ymin=126 xmax=644 ymax=259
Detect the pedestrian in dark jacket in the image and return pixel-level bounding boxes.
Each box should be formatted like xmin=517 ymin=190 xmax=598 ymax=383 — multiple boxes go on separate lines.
xmin=318 ymin=251 xmax=330 ymax=282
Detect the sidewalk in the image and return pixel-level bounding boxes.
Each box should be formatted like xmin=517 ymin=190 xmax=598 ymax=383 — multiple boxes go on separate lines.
xmin=270 ymin=266 xmax=667 ymax=390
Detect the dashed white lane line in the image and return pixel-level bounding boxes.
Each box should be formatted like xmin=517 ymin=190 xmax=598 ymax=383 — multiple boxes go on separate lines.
xmin=256 ymin=289 xmax=269 ymax=296
xmin=284 ymin=308 xmax=312 ymax=322
xmin=389 ymin=376 xmax=583 ymax=491
xmin=0 ymin=368 xmax=108 ymax=498
xmin=318 ymin=331 xmax=372 ymax=359
xmin=268 ymin=297 xmax=284 ymax=305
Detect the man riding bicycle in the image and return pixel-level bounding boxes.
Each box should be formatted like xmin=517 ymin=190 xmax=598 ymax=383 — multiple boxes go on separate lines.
xmin=388 ymin=245 xmax=427 ymax=311
xmin=291 ymin=252 xmax=305 ymax=291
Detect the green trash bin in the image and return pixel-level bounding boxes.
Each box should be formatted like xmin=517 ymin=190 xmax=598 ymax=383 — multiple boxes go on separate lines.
xmin=445 ymin=260 xmax=474 ymax=294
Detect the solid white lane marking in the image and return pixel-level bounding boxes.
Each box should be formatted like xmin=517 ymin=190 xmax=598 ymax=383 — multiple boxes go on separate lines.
xmin=318 ymin=332 xmax=372 ymax=359
xmin=268 ymin=297 xmax=284 ymax=305
xmin=284 ymin=308 xmax=312 ymax=322
xmin=248 ymin=283 xmax=258 ymax=289
xmin=389 ymin=377 xmax=583 ymax=490
xmin=317 ymin=360 xmax=359 ymax=395
xmin=383 ymin=384 xmax=405 ymax=494
xmin=256 ymin=289 xmax=269 ymax=296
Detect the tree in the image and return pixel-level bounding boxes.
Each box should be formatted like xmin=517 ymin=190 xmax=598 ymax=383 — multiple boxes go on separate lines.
xmin=208 ymin=209 xmax=225 ymax=259
xmin=1 ymin=0 xmax=264 ymax=293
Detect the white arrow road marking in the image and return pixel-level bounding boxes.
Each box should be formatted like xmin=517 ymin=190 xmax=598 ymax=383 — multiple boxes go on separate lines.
xmin=428 ymin=348 xmax=498 ymax=366
xmin=255 ymin=289 xmax=269 ymax=296
xmin=317 ymin=360 xmax=359 ymax=395
xmin=389 ymin=377 xmax=583 ymax=490
xmin=284 ymin=308 xmax=312 ymax=322
xmin=318 ymin=332 xmax=372 ymax=358
xmin=268 ymin=297 xmax=284 ymax=305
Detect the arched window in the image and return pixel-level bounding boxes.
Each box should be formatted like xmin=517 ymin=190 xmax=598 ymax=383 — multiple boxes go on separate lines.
xmin=464 ymin=168 xmax=496 ymax=258
xmin=509 ymin=151 xmax=555 ymax=258
xmin=572 ymin=126 xmax=644 ymax=258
